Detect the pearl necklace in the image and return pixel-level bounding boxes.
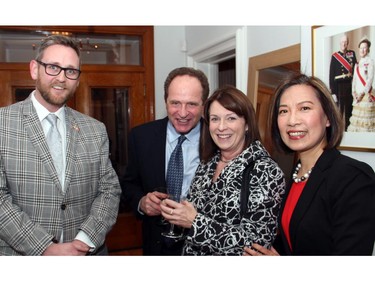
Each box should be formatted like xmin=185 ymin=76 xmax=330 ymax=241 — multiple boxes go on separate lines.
xmin=292 ymin=163 xmax=313 ymax=183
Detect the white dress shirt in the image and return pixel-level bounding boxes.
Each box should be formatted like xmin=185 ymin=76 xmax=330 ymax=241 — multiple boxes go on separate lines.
xmin=166 ymin=121 xmax=201 ymax=197
xmin=31 ymin=91 xmax=67 ymax=191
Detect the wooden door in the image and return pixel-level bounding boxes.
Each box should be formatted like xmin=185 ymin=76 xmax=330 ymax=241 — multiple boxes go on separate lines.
xmin=256 ymin=85 xmax=274 ymax=153
xmin=80 ymin=70 xmax=146 ymax=254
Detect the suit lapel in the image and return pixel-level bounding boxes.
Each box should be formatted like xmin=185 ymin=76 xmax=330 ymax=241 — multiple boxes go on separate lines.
xmin=21 ymin=97 xmax=62 ymax=189
xmin=64 ymin=108 xmax=80 ymax=191
xmin=288 ymin=149 xmax=338 ymax=250
xmin=288 ymin=168 xmax=325 ymax=243
xmin=152 ymin=118 xmax=168 ymax=185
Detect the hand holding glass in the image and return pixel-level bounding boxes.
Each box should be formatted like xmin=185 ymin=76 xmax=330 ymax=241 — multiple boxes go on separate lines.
xmin=161 ymin=194 xmax=185 ymax=239
xmin=155 ymin=187 xmax=168 ymax=226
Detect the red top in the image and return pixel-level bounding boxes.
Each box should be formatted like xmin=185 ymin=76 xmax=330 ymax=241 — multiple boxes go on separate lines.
xmin=281 ymin=181 xmax=307 ymax=251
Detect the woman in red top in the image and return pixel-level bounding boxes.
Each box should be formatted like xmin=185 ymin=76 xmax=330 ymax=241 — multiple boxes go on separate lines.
xmin=244 ymin=73 xmax=375 ymax=255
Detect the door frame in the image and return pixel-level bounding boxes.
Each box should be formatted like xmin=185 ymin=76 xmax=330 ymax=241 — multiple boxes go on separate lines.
xmin=186 ymin=26 xmax=248 ymax=94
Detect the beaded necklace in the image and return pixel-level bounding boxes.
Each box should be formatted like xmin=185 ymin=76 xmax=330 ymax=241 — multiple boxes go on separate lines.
xmin=292 ymin=163 xmax=313 ymax=183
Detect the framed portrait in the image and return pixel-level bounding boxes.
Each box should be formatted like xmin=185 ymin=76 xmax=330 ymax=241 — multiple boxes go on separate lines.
xmin=312 ymin=25 xmax=375 ymax=152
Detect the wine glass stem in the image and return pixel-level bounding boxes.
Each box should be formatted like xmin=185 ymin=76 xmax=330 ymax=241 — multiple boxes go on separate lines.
xmin=169 ymin=224 xmax=175 ymax=234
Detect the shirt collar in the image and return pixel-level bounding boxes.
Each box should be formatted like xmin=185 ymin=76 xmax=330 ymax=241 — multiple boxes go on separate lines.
xmin=31 ymin=90 xmax=66 ymax=122
xmin=167 ymin=120 xmax=201 ymax=144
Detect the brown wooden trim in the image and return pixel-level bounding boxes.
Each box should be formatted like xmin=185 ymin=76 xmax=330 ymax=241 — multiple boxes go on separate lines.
xmin=0 ymin=25 xmax=155 ymax=124
xmin=0 ymin=25 xmax=153 ymax=35
xmin=247 ymin=44 xmax=301 ymax=108
xmin=339 ymin=146 xmax=375 ymax=152
xmin=0 ymin=63 xmax=145 ymax=72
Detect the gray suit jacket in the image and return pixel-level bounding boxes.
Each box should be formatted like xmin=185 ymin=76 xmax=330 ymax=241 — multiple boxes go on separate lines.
xmin=0 ymin=95 xmax=121 ymax=255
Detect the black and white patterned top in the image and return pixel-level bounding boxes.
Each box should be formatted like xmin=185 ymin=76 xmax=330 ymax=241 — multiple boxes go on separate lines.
xmin=183 ymin=140 xmax=286 ymax=255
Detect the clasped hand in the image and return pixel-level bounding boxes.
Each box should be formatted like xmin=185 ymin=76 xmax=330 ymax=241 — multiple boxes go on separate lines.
xmin=140 ymin=191 xmax=169 ymax=216
xmin=160 ymin=198 xmax=197 ymax=229
xmin=243 ymin=243 xmax=280 ymax=256
xmin=353 ymin=91 xmax=365 ymax=103
xmin=43 ymin=239 xmax=91 ymax=256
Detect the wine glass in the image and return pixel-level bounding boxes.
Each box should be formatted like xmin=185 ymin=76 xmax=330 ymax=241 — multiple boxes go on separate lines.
xmin=161 ymin=194 xmax=184 ymax=239
xmin=155 ymin=186 xmax=168 ymax=226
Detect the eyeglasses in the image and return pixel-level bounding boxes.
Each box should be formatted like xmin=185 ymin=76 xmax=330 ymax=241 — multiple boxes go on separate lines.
xmin=36 ymin=60 xmax=81 ymax=80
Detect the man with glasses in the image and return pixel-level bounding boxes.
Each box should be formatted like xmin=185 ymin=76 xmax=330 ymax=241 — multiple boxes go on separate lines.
xmin=0 ymin=35 xmax=121 ymax=255
xmin=36 ymin=60 xmax=82 ymax=80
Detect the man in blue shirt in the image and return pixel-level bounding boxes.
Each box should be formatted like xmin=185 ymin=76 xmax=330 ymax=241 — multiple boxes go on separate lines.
xmin=122 ymin=67 xmax=209 ymax=255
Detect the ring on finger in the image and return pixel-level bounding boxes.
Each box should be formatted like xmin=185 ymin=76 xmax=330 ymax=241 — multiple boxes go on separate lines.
xmin=170 ymin=209 xmax=174 ymax=215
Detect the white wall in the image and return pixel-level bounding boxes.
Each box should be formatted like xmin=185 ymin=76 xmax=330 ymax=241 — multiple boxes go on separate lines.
xmin=185 ymin=25 xmax=241 ymax=52
xmin=154 ymin=26 xmax=374 ymax=169
xmin=246 ymin=25 xmax=301 ymax=57
xmin=154 ymin=26 xmax=187 ymax=118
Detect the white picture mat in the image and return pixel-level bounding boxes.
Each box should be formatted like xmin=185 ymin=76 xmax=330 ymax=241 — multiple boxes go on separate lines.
xmin=313 ymin=25 xmax=375 ymax=150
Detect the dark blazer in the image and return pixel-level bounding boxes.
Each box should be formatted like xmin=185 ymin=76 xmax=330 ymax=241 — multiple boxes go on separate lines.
xmin=0 ymin=95 xmax=121 ymax=255
xmin=123 ymin=117 xmax=183 ymax=255
xmin=278 ymin=148 xmax=375 ymax=255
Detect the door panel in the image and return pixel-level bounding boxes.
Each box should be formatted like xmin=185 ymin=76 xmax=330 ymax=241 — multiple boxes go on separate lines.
xmin=81 ymin=71 xmax=146 ymax=128
xmin=82 ymin=72 xmax=145 ymax=254
xmin=0 ymin=67 xmax=33 ymax=105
